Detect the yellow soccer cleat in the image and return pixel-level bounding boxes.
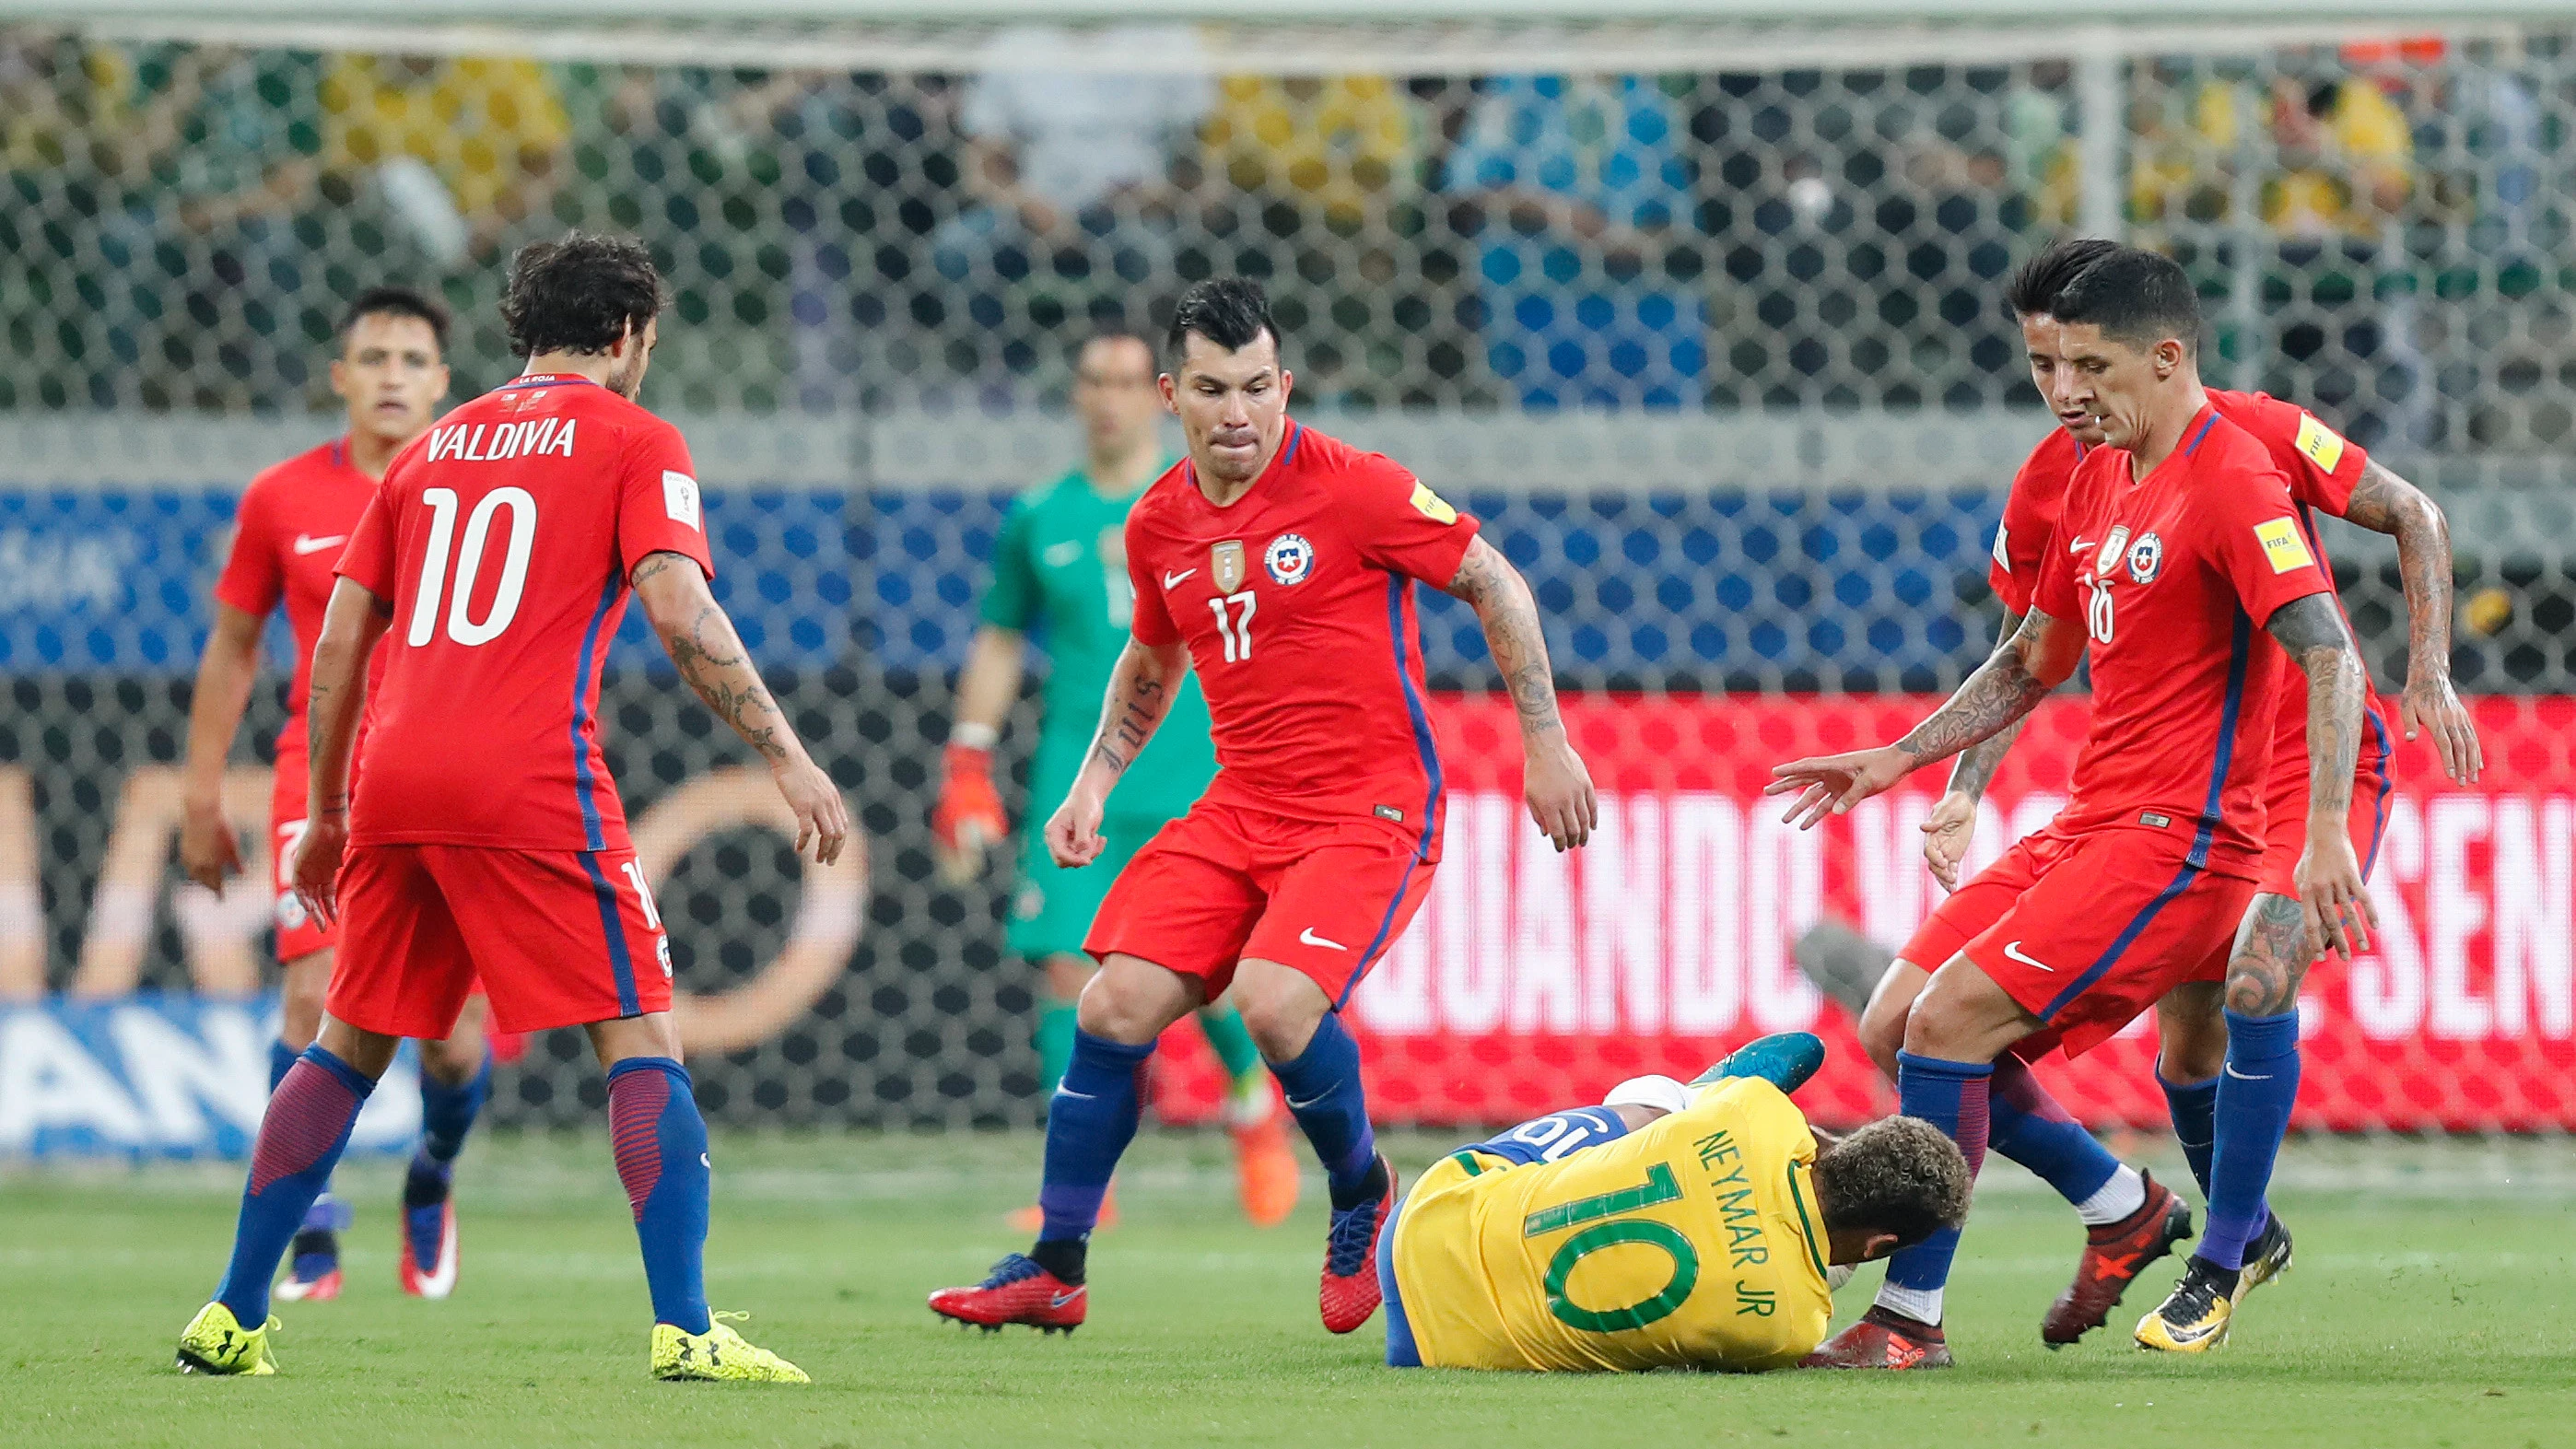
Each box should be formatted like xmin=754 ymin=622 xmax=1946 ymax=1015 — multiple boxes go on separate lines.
xmin=2134 ymin=1258 xmax=2234 ymax=1353
xmin=175 ymin=1302 xmax=277 ymax=1376
xmin=650 ymin=1312 xmax=811 ymax=1384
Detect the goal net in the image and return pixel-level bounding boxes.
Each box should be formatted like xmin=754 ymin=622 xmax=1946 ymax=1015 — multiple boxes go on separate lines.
xmin=2 ymin=5 xmax=2571 ymax=1151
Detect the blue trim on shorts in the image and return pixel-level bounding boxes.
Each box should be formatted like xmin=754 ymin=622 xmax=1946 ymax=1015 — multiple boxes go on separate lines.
xmin=2360 ymin=707 xmax=2394 ymax=877
xmin=2041 ymin=607 xmax=2249 ymax=1020
xmin=1377 ymin=1173 xmax=1419 ymax=1367
xmin=580 ymin=850 xmax=642 ymax=1018
xmin=1339 ymin=574 xmax=1444 ymax=1012
xmin=568 ymin=572 xmax=622 ymax=851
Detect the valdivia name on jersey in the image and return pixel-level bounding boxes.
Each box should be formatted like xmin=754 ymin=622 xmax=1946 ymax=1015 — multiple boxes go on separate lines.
xmin=1264 ymin=533 xmax=1314 ymax=585
xmin=425 ymin=418 xmax=579 ymax=463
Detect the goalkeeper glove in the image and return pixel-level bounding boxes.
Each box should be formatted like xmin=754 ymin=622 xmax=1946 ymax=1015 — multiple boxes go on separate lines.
xmin=932 ymin=741 xmax=1008 ymax=884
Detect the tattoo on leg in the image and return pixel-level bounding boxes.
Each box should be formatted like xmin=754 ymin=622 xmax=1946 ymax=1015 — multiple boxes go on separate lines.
xmin=2226 ymin=894 xmax=2313 ymax=1016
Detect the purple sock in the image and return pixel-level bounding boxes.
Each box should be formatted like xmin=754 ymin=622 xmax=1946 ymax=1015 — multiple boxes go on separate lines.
xmin=215 ymin=1047 xmax=375 ymax=1326
xmin=2200 ymin=1010 xmax=2300 ymax=1271
xmin=1881 ymin=1051 xmax=1993 ymax=1297
xmin=1036 ymin=1031 xmax=1153 ymax=1243
xmin=1988 ymin=1055 xmax=2120 ymax=1207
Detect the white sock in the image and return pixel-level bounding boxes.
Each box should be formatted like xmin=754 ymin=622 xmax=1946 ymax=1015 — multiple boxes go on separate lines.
xmin=1601 ymin=1073 xmax=1692 ymax=1117
xmin=2074 ymin=1164 xmax=2148 ymax=1227
xmin=1874 ymin=1281 xmax=1942 ymax=1326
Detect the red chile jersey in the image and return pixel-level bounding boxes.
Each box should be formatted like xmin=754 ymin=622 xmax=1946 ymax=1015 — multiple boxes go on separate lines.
xmin=1993 ymin=389 xmax=2380 ymax=824
xmin=1123 ymin=422 xmax=1480 ymax=838
xmin=335 ymin=375 xmax=713 ymax=851
xmin=212 ymin=438 xmax=392 ymax=758
xmin=2031 ymin=403 xmax=2335 ymax=877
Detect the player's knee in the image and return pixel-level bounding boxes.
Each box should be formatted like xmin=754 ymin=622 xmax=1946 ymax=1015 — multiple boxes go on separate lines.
xmin=2155 ymin=984 xmax=2227 ymax=1081
xmin=1856 ymin=961 xmax=1926 ymax=1081
xmin=1072 ymin=962 xmax=1182 ymax=1046
xmin=278 ymin=952 xmax=331 ymax=1047
xmin=1227 ymin=964 xmax=1329 ymax=1061
xmin=419 ymin=1028 xmax=485 ymax=1085
xmin=1901 ymin=959 xmax=2024 ymax=1062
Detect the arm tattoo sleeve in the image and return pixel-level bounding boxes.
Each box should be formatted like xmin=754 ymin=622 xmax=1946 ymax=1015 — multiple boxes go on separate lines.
xmin=2266 ymin=592 xmax=2364 ymax=822
xmin=1892 ymin=609 xmax=2061 ymax=768
xmin=643 ymin=553 xmax=795 ymax=763
xmin=2340 ymin=458 xmax=2453 ymax=682
xmin=1085 ymin=646 xmax=1174 ymax=775
xmin=1942 ymin=609 xmax=2029 ymax=799
xmin=1446 ymin=539 xmax=1565 ymax=737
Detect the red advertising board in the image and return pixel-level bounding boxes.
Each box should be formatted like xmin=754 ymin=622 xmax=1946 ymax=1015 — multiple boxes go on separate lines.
xmin=1153 ymin=694 xmax=2576 ymax=1131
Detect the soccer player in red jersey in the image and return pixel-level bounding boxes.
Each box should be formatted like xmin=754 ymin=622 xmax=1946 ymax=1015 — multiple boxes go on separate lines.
xmin=176 ymin=234 xmax=847 ymax=1382
xmin=179 ymin=286 xmax=493 ymax=1303
xmin=1768 ymin=248 xmax=2375 ymax=1368
xmin=929 ymin=278 xmax=1596 ymax=1337
xmin=1826 ymin=240 xmax=2480 ymax=1350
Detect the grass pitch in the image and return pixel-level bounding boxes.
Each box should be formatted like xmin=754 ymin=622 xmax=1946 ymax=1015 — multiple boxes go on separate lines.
xmin=7 ymin=1129 xmax=2571 ymax=1449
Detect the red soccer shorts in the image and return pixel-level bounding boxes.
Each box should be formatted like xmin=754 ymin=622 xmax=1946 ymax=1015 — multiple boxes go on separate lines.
xmin=268 ymin=747 xmax=338 ymax=963
xmin=329 ymin=843 xmax=672 ymax=1038
xmin=1958 ymin=827 xmax=2256 ymax=1059
xmin=1084 ymin=800 xmax=1436 ymax=1007
xmin=2254 ymin=707 xmax=2396 ymax=901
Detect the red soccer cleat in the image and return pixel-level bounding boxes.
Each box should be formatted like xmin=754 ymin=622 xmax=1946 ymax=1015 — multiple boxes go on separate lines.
xmin=928 ymin=1254 xmax=1087 ymax=1335
xmin=1800 ymin=1306 xmax=1953 ymax=1369
xmin=2042 ymin=1170 xmax=2192 ymax=1346
xmin=1318 ymin=1155 xmax=1397 ymax=1335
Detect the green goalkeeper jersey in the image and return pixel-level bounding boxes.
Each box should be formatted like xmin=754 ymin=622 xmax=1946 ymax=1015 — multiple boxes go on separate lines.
xmin=980 ymin=464 xmax=1218 ymax=826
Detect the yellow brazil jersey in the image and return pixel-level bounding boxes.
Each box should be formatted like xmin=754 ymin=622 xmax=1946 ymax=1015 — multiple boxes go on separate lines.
xmin=1391 ymin=1078 xmax=1832 ymax=1372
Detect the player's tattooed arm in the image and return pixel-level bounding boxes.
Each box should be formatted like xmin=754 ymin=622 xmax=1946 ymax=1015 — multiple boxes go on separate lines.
xmin=1081 ymin=638 xmax=1181 ymax=777
xmin=1941 ymin=609 xmax=2031 ymax=801
xmin=1445 ymin=534 xmax=1598 ymax=850
xmin=2340 ymin=458 xmax=2481 ymax=782
xmin=1444 ymin=534 xmax=1565 ymax=738
xmin=289 ymin=578 xmax=392 ymax=923
xmin=1767 ymin=607 xmax=2079 ymax=830
xmin=635 ymin=552 xmax=792 ymax=761
xmin=633 ymin=551 xmax=850 ymax=863
xmin=2266 ymin=591 xmax=2378 ymax=962
xmin=1922 ymin=607 xmax=2030 ymax=888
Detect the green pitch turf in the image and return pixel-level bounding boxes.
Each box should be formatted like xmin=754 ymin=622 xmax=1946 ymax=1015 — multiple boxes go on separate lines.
xmin=7 ymin=1130 xmax=2572 ymax=1449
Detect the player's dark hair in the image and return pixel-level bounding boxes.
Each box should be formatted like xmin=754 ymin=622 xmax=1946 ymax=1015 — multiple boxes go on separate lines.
xmin=498 ymin=231 xmax=665 ymax=358
xmin=2003 ymin=237 xmax=2121 ymax=320
xmin=1811 ymin=1116 xmax=1972 ymax=1247
xmin=1165 ymin=278 xmax=1281 ymax=366
xmin=2050 ymin=245 xmax=2204 ymax=355
xmin=337 ymin=285 xmax=450 ymax=354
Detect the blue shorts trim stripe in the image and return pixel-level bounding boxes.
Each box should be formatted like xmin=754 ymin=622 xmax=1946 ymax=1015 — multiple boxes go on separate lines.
xmin=2360 ymin=707 xmax=2395 ymax=877
xmin=2042 ymin=607 xmax=2250 ymax=1021
xmin=1338 ymin=574 xmax=1443 ymax=1012
xmin=568 ymin=572 xmax=622 ymax=852
xmin=579 ymin=850 xmax=642 ymax=1019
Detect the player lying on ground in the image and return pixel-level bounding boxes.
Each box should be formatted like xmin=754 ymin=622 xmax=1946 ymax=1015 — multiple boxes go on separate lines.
xmin=1381 ymin=1033 xmax=1969 ymax=1373
xmin=934 ymin=328 xmax=1299 ymax=1233
xmin=181 ymin=285 xmax=493 ymax=1304
xmin=1769 ymin=246 xmax=2375 ymax=1369
xmin=1793 ymin=236 xmax=2478 ymax=1352
xmin=930 ymin=277 xmax=1596 ymax=1338
xmin=177 ymin=232 xmax=847 ymax=1383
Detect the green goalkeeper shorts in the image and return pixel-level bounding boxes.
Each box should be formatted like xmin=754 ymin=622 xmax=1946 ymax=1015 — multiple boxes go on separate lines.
xmin=1004 ymin=814 xmax=1174 ymax=961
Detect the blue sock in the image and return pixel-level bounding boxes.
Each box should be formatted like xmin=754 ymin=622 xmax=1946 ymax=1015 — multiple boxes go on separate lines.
xmin=1268 ymin=1014 xmax=1381 ymax=1208
xmin=1879 ymin=1051 xmax=1994 ymax=1310
xmin=2160 ymin=1069 xmax=2220 ymax=1200
xmin=606 ymin=1057 xmax=711 ymax=1335
xmin=418 ymin=1051 xmax=491 ymax=1164
xmin=215 ymin=1046 xmax=375 ymax=1326
xmin=1987 ymin=1055 xmax=2119 ymax=1208
xmin=267 ymin=1038 xmax=298 ymax=1093
xmin=1036 ymin=1031 xmax=1153 ymax=1243
xmin=2200 ymin=1010 xmax=2300 ymax=1271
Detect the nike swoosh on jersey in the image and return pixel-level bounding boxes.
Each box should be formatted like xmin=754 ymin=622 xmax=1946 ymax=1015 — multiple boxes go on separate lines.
xmin=1298 ymin=927 xmax=1347 ymax=951
xmin=2066 ymin=536 xmax=2093 ymax=556
xmin=292 ymin=533 xmax=348 ymax=555
xmin=2002 ymin=940 xmax=2055 ymax=973
xmin=1162 ymin=568 xmax=1196 ymax=589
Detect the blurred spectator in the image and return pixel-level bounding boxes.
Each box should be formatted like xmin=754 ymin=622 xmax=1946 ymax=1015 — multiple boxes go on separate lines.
xmin=1441 ymin=74 xmax=1703 ymax=410
xmin=935 ymin=22 xmax=1212 ymax=365
xmin=320 ymin=53 xmax=568 ymax=263
xmin=1205 ymin=75 xmax=1420 ymax=235
xmin=2005 ymin=60 xmax=2079 ymax=228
